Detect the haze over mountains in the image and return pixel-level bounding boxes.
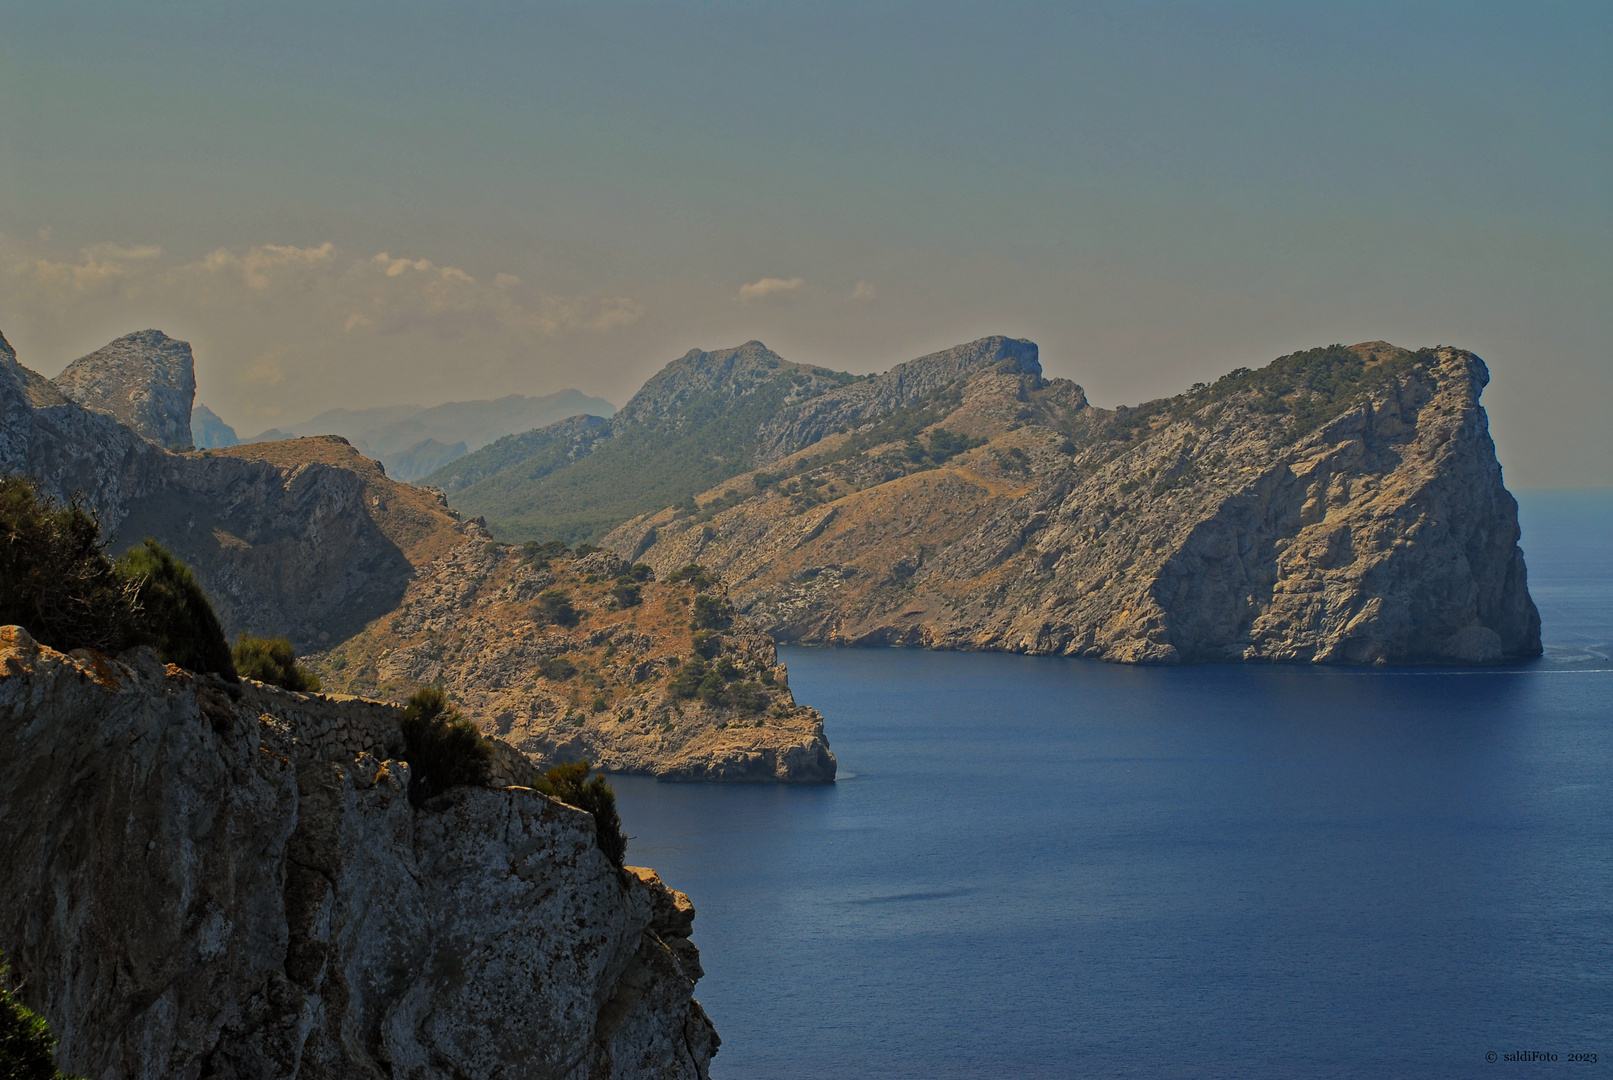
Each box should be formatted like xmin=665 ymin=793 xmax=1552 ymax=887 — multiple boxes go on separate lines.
xmin=195 ymin=389 xmax=616 ymax=481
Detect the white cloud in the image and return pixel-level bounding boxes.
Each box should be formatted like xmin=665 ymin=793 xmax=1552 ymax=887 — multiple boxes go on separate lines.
xmin=197 ymin=242 xmax=335 ymax=290
xmin=739 ymin=276 xmax=805 ymax=302
xmin=851 ymin=280 xmax=877 ymax=301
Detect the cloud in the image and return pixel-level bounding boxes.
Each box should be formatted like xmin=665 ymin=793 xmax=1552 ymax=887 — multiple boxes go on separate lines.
xmin=21 ymin=241 xmax=166 ymax=294
xmin=739 ymin=276 xmax=805 ymax=302
xmin=851 ymin=281 xmax=877 ymax=301
xmin=197 ymin=242 xmax=336 ymax=291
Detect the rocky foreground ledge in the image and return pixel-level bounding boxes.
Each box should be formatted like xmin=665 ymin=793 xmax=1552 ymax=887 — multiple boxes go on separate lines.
xmin=0 ymin=625 xmax=717 ymax=1080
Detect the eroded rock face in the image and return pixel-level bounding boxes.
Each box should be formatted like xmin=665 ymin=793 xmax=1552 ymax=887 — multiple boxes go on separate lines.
xmin=0 ymin=625 xmax=717 ymax=1079
xmin=313 ymin=531 xmax=837 ymax=783
xmin=51 ymin=329 xmax=197 ymax=447
xmin=2 ymin=335 xmax=462 ymax=651
xmin=613 ymin=343 xmax=1539 ymax=665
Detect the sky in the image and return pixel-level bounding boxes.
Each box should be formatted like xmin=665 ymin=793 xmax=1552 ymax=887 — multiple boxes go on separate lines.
xmin=0 ymin=1 xmax=1607 ymax=486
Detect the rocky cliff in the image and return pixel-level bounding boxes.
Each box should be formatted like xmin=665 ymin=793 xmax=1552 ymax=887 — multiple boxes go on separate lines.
xmin=0 ymin=624 xmax=718 ymax=1079
xmin=51 ymin=329 xmax=197 ymax=447
xmin=313 ymin=537 xmax=836 ymax=782
xmin=609 ymin=341 xmax=1539 ymax=665
xmin=1 ymin=329 xmax=462 ymax=652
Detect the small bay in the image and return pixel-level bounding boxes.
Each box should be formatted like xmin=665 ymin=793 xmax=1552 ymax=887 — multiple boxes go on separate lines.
xmin=613 ymin=492 xmax=1612 ymax=1079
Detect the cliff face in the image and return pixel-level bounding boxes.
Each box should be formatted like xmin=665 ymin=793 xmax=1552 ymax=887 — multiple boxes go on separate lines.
xmin=0 ymin=625 xmax=718 ymax=1079
xmin=51 ymin=329 xmax=197 ymax=448
xmin=1 ymin=330 xmax=461 ymax=651
xmin=314 ymin=536 xmax=836 ymax=782
xmin=610 ymin=342 xmax=1539 ymax=665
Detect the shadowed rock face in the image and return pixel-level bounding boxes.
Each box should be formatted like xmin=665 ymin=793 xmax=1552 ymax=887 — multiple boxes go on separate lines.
xmin=0 ymin=625 xmax=718 ymax=1080
xmin=611 ymin=342 xmax=1540 ymax=666
xmin=51 ymin=329 xmax=197 ymax=447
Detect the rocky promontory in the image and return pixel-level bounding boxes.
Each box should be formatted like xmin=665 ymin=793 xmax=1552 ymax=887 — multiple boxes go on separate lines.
xmin=314 ymin=536 xmax=837 ymax=783
xmin=611 ymin=341 xmax=1540 ymax=665
xmin=0 ymin=625 xmax=718 ymax=1079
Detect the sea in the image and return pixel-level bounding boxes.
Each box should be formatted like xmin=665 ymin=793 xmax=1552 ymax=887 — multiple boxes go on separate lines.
xmin=611 ymin=491 xmax=1612 ymax=1079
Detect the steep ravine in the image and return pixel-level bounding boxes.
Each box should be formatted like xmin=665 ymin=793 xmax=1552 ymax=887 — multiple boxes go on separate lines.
xmin=0 ymin=626 xmax=718 ymax=1079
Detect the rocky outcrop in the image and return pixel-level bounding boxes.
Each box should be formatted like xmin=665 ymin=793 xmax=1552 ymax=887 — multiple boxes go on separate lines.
xmin=1 ymin=330 xmax=463 ymax=652
xmin=51 ymin=329 xmax=197 ymax=447
xmin=313 ymin=533 xmax=837 ymax=783
xmin=611 ymin=342 xmax=1539 ymax=665
xmin=0 ymin=624 xmax=717 ymax=1079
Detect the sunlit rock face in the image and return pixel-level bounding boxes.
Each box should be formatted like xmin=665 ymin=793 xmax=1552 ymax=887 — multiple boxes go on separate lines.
xmin=52 ymin=329 xmax=197 ymax=448
xmin=614 ymin=342 xmax=1540 ymax=666
xmin=0 ymin=625 xmax=718 ymax=1080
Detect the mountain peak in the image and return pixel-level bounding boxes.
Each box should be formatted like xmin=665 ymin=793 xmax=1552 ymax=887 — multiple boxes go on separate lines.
xmin=52 ymin=329 xmax=196 ymax=447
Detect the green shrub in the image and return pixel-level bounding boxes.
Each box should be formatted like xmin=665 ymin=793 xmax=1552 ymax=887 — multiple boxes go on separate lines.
xmin=667 ymin=656 xmax=708 ymax=699
xmin=666 ymin=564 xmax=715 ymax=589
xmin=0 ymin=477 xmax=138 ymax=655
xmin=609 ymin=578 xmax=641 ymax=608
xmin=537 ymin=655 xmax=577 ymax=681
xmin=690 ymin=593 xmax=730 ymax=630
xmin=535 ymin=760 xmax=626 ymax=867
xmin=627 ymin=563 xmax=654 ymax=582
xmin=690 ymin=629 xmax=722 ymax=658
xmin=719 ymin=680 xmax=767 ymax=712
xmin=0 ymin=955 xmax=82 ymax=1079
xmin=233 ymin=634 xmax=321 ymax=691
xmin=399 ymin=687 xmax=492 ymax=807
xmin=535 ymin=588 xmax=579 ymax=627
xmin=520 ymin=539 xmax=571 ymax=567
xmin=116 ymin=540 xmax=237 ymax=678
xmin=925 ymin=427 xmax=985 ymax=462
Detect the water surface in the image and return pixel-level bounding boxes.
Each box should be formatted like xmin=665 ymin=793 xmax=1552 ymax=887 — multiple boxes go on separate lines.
xmin=613 ymin=491 xmax=1612 ymax=1078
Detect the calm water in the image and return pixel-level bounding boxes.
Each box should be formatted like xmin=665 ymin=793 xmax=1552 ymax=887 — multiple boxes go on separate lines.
xmin=613 ymin=491 xmax=1612 ymax=1079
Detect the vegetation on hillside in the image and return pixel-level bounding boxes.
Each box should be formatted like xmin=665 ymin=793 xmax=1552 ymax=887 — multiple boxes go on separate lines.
xmin=0 ymin=955 xmax=83 ymax=1080
xmin=1104 ymin=344 xmax=1427 ymax=447
xmin=398 ymin=687 xmax=492 ymax=807
xmin=534 ymin=760 xmax=627 ymax=867
xmin=234 ymin=634 xmax=321 ymax=691
xmin=1 ymin=478 xmax=235 ymax=677
xmin=425 ymin=353 xmax=857 ymax=544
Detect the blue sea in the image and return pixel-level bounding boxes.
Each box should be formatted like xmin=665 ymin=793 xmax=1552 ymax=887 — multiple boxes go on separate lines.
xmin=612 ymin=491 xmax=1612 ymax=1079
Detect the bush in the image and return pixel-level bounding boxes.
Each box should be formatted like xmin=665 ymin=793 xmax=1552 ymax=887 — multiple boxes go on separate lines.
xmin=690 ymin=593 xmax=730 ymax=630
xmin=667 ymin=656 xmax=708 ymax=699
xmin=627 ymin=562 xmax=654 ymax=582
xmin=666 ymin=564 xmax=715 ymax=589
xmin=399 ymin=687 xmax=492 ymax=807
xmin=537 ymin=655 xmax=577 ymax=681
xmin=520 ymin=539 xmax=571 ymax=567
xmin=116 ymin=540 xmax=237 ymax=678
xmin=609 ymin=578 xmax=641 ymax=608
xmin=690 ymin=629 xmax=722 ymax=659
xmin=0 ymin=955 xmax=82 ymax=1079
xmin=719 ymin=680 xmax=767 ymax=712
xmin=535 ymin=760 xmax=626 ymax=867
xmin=233 ymin=634 xmax=320 ymax=691
xmin=0 ymin=477 xmax=138 ymax=655
xmin=535 ymin=588 xmax=578 ymax=627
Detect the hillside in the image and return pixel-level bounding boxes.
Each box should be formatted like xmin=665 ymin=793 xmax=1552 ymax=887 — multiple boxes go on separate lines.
xmin=313 ymin=535 xmax=836 ymax=782
xmin=426 ymin=341 xmax=861 ymax=543
xmin=607 ymin=341 xmax=1541 ymax=665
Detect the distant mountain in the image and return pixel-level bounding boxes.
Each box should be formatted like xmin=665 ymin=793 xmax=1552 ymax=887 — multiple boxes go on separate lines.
xmin=192 ymin=404 xmax=239 ymax=448
xmin=51 ymin=330 xmax=195 ymax=447
xmin=425 ymin=342 xmax=862 ymax=543
xmin=243 ymin=390 xmax=615 ymax=481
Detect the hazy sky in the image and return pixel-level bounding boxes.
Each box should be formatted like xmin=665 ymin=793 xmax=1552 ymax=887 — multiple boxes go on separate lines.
xmin=0 ymin=2 xmax=1607 ymax=485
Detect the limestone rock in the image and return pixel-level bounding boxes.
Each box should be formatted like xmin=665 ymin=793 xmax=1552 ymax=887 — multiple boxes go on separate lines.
xmin=611 ymin=342 xmax=1539 ymax=666
xmin=0 ymin=624 xmax=717 ymax=1079
xmin=52 ymin=329 xmax=197 ymax=447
